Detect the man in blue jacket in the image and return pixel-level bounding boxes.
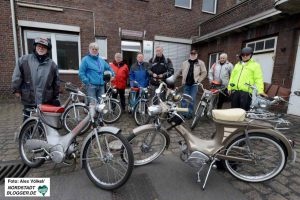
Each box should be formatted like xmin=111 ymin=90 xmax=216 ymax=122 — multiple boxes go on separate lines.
xmin=79 ymin=42 xmax=115 ymax=103
xmin=129 ymin=53 xmax=150 ymax=88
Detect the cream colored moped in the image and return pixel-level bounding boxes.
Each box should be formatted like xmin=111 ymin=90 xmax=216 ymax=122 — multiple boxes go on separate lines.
xmin=128 ymin=77 xmax=296 ymax=189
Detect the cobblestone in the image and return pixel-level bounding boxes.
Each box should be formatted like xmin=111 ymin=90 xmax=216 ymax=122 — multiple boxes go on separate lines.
xmin=0 ymin=101 xmax=300 ymax=199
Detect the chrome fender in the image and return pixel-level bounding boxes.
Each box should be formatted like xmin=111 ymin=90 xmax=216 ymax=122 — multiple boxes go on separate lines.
xmin=223 ymin=128 xmax=294 ymax=161
xmin=80 ymin=126 xmax=121 ymax=168
xmin=131 ymin=124 xmax=170 ymax=149
xmin=14 ymin=117 xmax=44 ymax=142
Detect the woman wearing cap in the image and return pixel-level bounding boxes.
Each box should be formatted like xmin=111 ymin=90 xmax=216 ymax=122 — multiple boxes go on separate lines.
xmin=12 ymin=37 xmax=60 ymax=121
xmin=79 ymin=42 xmax=115 ymax=103
xmin=228 ymin=47 xmax=267 ymax=111
xmin=174 ymin=49 xmax=207 ymax=119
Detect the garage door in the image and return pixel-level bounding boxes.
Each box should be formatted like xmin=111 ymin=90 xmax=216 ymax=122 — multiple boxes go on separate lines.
xmin=154 ymin=40 xmax=191 ymax=71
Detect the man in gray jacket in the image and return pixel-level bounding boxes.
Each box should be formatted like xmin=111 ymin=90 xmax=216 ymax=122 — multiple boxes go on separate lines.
xmin=12 ymin=38 xmax=60 ymax=121
xmin=208 ymin=53 xmax=233 ymax=109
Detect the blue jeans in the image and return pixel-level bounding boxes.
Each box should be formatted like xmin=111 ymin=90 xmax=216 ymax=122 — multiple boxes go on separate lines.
xmin=86 ymin=84 xmax=105 ymax=103
xmin=182 ymin=84 xmax=198 ymax=117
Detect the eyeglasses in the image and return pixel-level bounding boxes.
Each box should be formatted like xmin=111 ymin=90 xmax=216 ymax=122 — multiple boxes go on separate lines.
xmin=91 ymin=48 xmax=99 ymax=51
xmin=241 ymin=53 xmax=250 ymax=57
xmin=190 ymin=52 xmax=197 ymax=55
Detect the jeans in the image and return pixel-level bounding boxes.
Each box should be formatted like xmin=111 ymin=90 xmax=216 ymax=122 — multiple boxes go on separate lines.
xmin=86 ymin=84 xmax=105 ymax=103
xmin=182 ymin=84 xmax=198 ymax=117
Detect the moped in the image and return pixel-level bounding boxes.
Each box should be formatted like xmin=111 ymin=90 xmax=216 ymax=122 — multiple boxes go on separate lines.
xmin=128 ymin=76 xmax=296 ymax=189
xmin=16 ymin=96 xmax=133 ymax=190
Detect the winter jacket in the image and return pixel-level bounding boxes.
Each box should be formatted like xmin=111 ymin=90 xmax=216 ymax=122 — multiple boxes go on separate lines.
xmin=148 ymin=55 xmax=174 ymax=86
xmin=129 ymin=62 xmax=150 ymax=87
xmin=228 ymin=58 xmax=264 ymax=94
xmin=208 ymin=61 xmax=233 ymax=87
xmin=110 ymin=61 xmax=129 ymax=89
xmin=175 ymin=59 xmax=207 ymax=85
xmin=79 ymin=54 xmax=115 ymax=86
xmin=12 ymin=54 xmax=60 ymax=106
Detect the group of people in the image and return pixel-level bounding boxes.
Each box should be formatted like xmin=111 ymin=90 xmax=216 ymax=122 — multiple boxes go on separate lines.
xmin=12 ymin=37 xmax=266 ymax=122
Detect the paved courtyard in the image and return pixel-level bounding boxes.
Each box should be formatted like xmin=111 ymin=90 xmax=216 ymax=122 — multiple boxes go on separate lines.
xmin=0 ymin=100 xmax=299 ymax=200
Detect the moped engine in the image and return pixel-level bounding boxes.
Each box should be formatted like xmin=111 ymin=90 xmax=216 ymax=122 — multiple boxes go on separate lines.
xmin=49 ymin=145 xmax=65 ymax=163
xmin=186 ymin=151 xmax=209 ymax=168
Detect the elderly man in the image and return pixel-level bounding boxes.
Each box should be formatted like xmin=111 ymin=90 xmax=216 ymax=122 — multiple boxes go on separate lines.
xmin=79 ymin=42 xmax=115 ymax=103
xmin=12 ymin=38 xmax=60 ymax=121
xmin=175 ymin=49 xmax=207 ymax=119
xmin=208 ymin=53 xmax=233 ymax=109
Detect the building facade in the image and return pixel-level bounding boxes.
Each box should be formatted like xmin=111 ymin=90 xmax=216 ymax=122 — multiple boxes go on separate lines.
xmin=192 ymin=0 xmax=300 ymax=115
xmin=1 ymin=0 xmax=300 ymax=114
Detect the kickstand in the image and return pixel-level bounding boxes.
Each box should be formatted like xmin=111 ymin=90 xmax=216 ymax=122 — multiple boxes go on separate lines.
xmin=202 ymin=159 xmax=216 ymax=190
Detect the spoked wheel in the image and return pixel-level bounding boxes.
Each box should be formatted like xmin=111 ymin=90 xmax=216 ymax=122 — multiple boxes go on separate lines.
xmin=102 ymin=99 xmax=122 ymax=124
xmin=224 ymin=133 xmax=287 ymax=182
xmin=19 ymin=121 xmax=46 ymax=168
xmin=190 ymin=105 xmax=206 ymax=130
xmin=63 ymin=104 xmax=90 ymax=135
xmin=133 ymin=101 xmax=150 ymax=126
xmin=82 ymin=132 xmax=133 ymax=190
xmin=128 ymin=128 xmax=168 ymax=166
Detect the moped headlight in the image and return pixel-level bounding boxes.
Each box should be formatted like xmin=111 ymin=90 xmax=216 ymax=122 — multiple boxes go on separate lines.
xmin=148 ymin=105 xmax=162 ymax=116
xmin=96 ymin=103 xmax=106 ymax=113
xmin=112 ymin=89 xmax=117 ymax=94
xmin=101 ymin=94 xmax=107 ymax=99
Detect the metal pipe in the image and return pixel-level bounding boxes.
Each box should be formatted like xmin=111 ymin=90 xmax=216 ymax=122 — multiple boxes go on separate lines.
xmin=10 ymin=0 xmax=19 ymax=62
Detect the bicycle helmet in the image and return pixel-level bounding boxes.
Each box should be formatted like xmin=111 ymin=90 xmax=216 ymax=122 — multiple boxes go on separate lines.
xmin=33 ymin=38 xmax=52 ymax=50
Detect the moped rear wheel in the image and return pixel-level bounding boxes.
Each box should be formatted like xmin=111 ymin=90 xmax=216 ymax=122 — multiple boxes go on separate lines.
xmin=19 ymin=120 xmax=46 ymax=168
xmin=63 ymin=104 xmax=90 ymax=135
xmin=82 ymin=131 xmax=133 ymax=190
xmin=224 ymin=133 xmax=287 ymax=182
xmin=128 ymin=128 xmax=168 ymax=166
xmin=133 ymin=100 xmax=150 ymax=126
xmin=191 ymin=105 xmax=206 ymax=130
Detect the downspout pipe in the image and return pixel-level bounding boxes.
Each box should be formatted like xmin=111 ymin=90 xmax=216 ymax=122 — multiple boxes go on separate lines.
xmin=10 ymin=0 xmax=19 ymax=63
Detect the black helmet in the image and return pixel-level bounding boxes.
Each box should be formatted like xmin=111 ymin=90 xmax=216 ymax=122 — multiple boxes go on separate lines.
xmin=241 ymin=47 xmax=253 ymax=55
xmin=33 ymin=38 xmax=52 ymax=50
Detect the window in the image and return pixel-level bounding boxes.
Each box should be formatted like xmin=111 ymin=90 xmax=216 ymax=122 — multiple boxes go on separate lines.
xmin=208 ymin=52 xmax=221 ymax=69
xmin=236 ymin=0 xmax=246 ymax=4
xmin=246 ymin=37 xmax=277 ymax=53
xmin=24 ymin=30 xmax=80 ymax=73
xmin=96 ymin=37 xmax=108 ymax=59
xmin=175 ymin=0 xmax=192 ymax=9
xmin=202 ymin=0 xmax=217 ymax=14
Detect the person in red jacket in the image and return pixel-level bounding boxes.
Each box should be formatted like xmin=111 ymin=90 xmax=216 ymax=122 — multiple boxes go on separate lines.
xmin=110 ymin=53 xmax=129 ymax=110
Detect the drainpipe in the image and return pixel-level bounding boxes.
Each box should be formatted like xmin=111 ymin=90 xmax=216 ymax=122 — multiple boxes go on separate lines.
xmin=10 ymin=0 xmax=19 ymax=63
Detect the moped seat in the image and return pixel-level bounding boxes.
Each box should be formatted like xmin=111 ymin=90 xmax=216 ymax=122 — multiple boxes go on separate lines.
xmin=212 ymin=108 xmax=245 ymax=122
xmin=39 ymin=104 xmax=65 ymax=113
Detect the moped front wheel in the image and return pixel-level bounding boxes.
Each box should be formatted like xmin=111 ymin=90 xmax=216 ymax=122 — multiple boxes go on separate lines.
xmin=190 ymin=105 xmax=206 ymax=130
xmin=19 ymin=120 xmax=46 ymax=168
xmin=133 ymin=100 xmax=150 ymax=126
xmin=102 ymin=99 xmax=122 ymax=124
xmin=128 ymin=128 xmax=168 ymax=166
xmin=224 ymin=133 xmax=287 ymax=182
xmin=82 ymin=131 xmax=133 ymax=190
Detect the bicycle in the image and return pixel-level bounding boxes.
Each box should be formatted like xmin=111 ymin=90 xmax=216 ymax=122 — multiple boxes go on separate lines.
xmin=191 ymin=82 xmax=226 ymax=130
xmin=128 ymin=81 xmax=151 ymax=126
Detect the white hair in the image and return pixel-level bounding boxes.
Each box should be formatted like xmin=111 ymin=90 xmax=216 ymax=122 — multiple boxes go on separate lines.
xmin=114 ymin=53 xmax=122 ymax=59
xmin=89 ymin=42 xmax=99 ymax=50
xmin=220 ymin=53 xmax=228 ymax=59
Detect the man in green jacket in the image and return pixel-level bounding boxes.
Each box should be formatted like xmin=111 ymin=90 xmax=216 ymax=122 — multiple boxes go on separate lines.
xmin=228 ymin=47 xmax=266 ymax=111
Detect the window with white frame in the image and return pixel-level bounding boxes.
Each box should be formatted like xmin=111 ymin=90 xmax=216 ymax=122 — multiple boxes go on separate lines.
xmin=208 ymin=52 xmax=221 ymax=69
xmin=202 ymin=0 xmax=217 ymax=14
xmin=24 ymin=30 xmax=81 ymax=73
xmin=246 ymin=37 xmax=277 ymax=53
xmin=175 ymin=0 xmax=192 ymax=9
xmin=96 ymin=37 xmax=108 ymax=60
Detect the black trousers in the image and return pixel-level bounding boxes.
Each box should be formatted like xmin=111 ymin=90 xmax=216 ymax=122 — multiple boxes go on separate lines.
xmin=231 ymin=90 xmax=252 ymax=111
xmin=112 ymin=89 xmax=126 ymax=110
xmin=217 ymin=89 xmax=228 ymax=109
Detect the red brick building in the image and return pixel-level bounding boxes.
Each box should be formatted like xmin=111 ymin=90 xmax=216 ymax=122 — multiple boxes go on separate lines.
xmin=1 ymin=0 xmax=300 ymax=115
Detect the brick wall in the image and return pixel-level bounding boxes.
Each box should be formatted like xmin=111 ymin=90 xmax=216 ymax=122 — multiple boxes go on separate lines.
xmin=194 ymin=13 xmax=300 ymax=90
xmin=0 ymin=0 xmax=15 ymax=98
xmin=200 ymin=0 xmax=274 ymax=36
